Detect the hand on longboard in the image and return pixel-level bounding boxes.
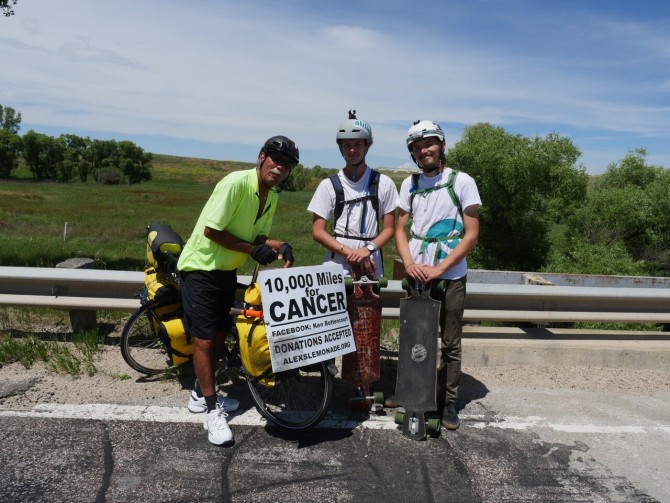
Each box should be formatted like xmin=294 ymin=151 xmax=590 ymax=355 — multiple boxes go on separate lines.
xmin=405 ymin=263 xmax=443 ymax=284
xmin=346 ymin=251 xmax=376 ymax=277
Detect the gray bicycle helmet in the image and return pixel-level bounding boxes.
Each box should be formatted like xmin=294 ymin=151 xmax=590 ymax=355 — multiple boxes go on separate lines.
xmin=336 ymin=110 xmax=373 ymax=145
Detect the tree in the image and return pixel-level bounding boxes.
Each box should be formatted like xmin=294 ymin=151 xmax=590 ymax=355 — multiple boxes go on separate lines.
xmin=1 ymin=0 xmax=17 ymax=17
xmin=22 ymin=130 xmax=66 ymax=181
xmin=642 ymin=169 xmax=670 ymax=273
xmin=87 ymin=139 xmax=152 ymax=184
xmin=60 ymin=133 xmax=92 ymax=182
xmin=282 ymin=164 xmax=309 ymax=191
xmin=547 ymin=240 xmax=646 ymax=276
xmin=89 ymin=138 xmax=118 ymax=178
xmin=571 ymin=185 xmax=646 ymax=246
xmin=0 ymin=129 xmax=22 ymax=178
xmin=117 ymin=140 xmax=152 ymax=183
xmin=22 ymin=130 xmax=49 ymax=180
xmin=446 ymin=123 xmax=587 ymax=271
xmin=18 ymin=129 xmax=151 ymax=183
xmin=0 ymin=104 xmax=22 ymax=134
xmin=561 ymin=149 xmax=670 ymax=276
xmin=599 ymin=148 xmax=660 ymax=190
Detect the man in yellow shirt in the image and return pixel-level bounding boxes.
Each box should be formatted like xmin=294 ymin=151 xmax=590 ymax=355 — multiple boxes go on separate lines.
xmin=178 ymin=136 xmax=298 ymax=446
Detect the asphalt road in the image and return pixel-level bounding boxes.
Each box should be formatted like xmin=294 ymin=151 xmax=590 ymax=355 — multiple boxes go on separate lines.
xmin=1 ymin=379 xmax=667 ymax=503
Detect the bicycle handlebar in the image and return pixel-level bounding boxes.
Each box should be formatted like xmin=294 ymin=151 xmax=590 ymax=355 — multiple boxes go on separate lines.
xmin=231 ymin=307 xmax=263 ymax=319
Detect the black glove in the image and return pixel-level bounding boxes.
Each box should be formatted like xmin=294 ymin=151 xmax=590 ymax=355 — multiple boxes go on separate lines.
xmin=277 ymin=242 xmax=294 ymax=262
xmin=251 ymin=243 xmax=277 ymax=265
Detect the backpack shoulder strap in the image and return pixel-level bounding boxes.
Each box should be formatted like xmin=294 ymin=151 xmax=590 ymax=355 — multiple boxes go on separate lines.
xmin=330 ymin=170 xmax=381 ymax=228
xmin=329 ymin=174 xmax=345 ymax=224
xmin=446 ymin=170 xmax=463 ymax=218
xmin=358 ymin=169 xmax=382 ymax=236
xmin=409 ymin=173 xmax=421 ymax=216
xmin=408 ymin=170 xmax=463 ymax=218
xmin=369 ymin=169 xmax=381 ymax=219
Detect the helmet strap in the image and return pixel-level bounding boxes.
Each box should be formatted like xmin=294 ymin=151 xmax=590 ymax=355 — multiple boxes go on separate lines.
xmin=351 ymin=161 xmax=366 ymax=180
xmin=339 ymin=142 xmax=369 ymax=181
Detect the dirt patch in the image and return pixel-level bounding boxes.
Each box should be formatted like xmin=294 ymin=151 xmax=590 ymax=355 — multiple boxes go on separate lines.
xmin=1 ymin=335 xmax=669 ymax=412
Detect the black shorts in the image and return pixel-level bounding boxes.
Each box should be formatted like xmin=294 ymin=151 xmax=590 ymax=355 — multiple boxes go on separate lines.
xmin=180 ymin=269 xmax=237 ymax=341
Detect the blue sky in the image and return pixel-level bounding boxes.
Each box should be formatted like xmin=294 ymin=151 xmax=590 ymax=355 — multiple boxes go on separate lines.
xmin=1 ymin=0 xmax=668 ymax=174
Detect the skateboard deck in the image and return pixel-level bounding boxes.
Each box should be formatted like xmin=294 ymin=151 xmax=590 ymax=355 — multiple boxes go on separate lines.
xmin=394 ymin=282 xmax=441 ymax=440
xmin=342 ymin=270 xmax=383 ymax=411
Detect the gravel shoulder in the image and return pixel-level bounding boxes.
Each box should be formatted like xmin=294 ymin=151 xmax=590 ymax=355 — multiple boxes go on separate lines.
xmin=1 ymin=340 xmax=669 ymax=411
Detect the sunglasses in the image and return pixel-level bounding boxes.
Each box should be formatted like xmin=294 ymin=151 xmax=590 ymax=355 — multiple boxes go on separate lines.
xmin=268 ymin=152 xmax=297 ymax=170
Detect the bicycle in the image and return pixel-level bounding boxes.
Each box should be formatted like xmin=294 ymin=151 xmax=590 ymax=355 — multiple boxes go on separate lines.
xmin=119 ymin=271 xmax=334 ymax=431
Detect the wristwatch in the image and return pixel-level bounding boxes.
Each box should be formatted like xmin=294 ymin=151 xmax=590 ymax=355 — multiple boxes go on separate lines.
xmin=365 ymin=242 xmax=377 ymax=254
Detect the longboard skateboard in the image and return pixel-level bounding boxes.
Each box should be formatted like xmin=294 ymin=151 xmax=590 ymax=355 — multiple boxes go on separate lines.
xmin=342 ymin=269 xmax=387 ymax=411
xmin=394 ymin=280 xmax=441 ymax=440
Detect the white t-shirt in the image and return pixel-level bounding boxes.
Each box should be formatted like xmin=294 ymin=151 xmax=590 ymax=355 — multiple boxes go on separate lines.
xmin=307 ymin=166 xmax=399 ymax=277
xmin=398 ymin=168 xmax=482 ymax=280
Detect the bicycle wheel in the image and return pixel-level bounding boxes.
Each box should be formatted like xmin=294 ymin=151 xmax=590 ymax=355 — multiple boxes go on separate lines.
xmin=247 ymin=361 xmax=334 ymax=430
xmin=120 ymin=304 xmax=171 ymax=375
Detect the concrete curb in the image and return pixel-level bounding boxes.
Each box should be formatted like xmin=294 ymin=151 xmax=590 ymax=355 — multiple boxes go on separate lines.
xmin=464 ymin=338 xmax=670 ymax=370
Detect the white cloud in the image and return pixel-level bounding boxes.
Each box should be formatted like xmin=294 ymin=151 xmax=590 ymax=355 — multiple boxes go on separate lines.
xmin=1 ymin=0 xmax=668 ymax=172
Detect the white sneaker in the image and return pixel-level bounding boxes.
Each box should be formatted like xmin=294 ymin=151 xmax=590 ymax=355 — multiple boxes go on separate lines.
xmin=188 ymin=390 xmax=239 ymax=413
xmin=204 ymin=403 xmax=233 ymax=445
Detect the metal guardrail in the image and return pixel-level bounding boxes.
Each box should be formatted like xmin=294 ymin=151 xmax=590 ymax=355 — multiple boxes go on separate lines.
xmin=3 ymin=266 xmax=670 ymax=325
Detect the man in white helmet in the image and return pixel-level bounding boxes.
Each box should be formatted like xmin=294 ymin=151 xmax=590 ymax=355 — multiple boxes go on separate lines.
xmin=307 ymin=110 xmax=398 ymax=279
xmin=395 ymin=120 xmax=481 ymax=430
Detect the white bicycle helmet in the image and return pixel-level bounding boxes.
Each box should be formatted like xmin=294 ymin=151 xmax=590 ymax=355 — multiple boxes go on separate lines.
xmin=336 ymin=110 xmax=373 ymax=145
xmin=405 ymin=120 xmax=445 ymax=151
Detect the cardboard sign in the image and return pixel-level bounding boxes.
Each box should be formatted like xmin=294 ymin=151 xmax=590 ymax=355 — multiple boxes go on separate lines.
xmin=259 ymin=264 xmax=356 ymax=372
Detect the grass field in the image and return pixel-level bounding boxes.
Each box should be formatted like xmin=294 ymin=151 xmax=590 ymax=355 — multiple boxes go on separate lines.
xmin=0 ymin=155 xmax=404 ymax=275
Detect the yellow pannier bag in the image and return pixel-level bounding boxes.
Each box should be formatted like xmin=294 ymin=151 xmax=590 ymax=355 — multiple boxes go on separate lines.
xmin=144 ymin=267 xmax=180 ymax=304
xmin=157 ymin=317 xmax=193 ymax=367
xmin=237 ymin=283 xmax=275 ymax=386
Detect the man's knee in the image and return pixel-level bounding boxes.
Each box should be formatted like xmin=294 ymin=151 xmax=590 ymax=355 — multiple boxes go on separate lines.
xmin=194 ymin=337 xmax=216 ymax=352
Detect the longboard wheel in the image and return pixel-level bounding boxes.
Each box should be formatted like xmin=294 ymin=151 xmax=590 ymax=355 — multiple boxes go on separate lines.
xmin=373 ymin=391 xmax=384 ymax=404
xmin=394 ymin=412 xmax=405 ymax=425
xmin=427 ymin=417 xmax=441 ymax=432
xmin=401 ymin=278 xmax=410 ymax=292
xmin=344 ymin=277 xmax=354 ymax=294
xmin=377 ymin=277 xmax=388 ymax=288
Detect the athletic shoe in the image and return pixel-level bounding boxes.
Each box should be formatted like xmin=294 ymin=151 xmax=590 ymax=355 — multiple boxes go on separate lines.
xmin=188 ymin=390 xmax=239 ymax=414
xmin=204 ymin=403 xmax=233 ymax=446
xmin=441 ymin=402 xmax=460 ymax=430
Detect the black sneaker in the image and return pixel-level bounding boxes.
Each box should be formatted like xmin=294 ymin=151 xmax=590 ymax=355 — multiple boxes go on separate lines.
xmin=441 ymin=402 xmax=460 ymax=430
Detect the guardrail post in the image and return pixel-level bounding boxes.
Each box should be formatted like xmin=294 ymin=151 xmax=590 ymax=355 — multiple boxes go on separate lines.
xmin=56 ymin=258 xmax=97 ymax=333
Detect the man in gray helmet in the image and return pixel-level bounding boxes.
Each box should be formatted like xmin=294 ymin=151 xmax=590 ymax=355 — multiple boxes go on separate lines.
xmin=395 ymin=120 xmax=481 ymax=430
xmin=307 ymin=110 xmax=398 ymax=279
xmin=178 ymin=135 xmax=299 ymax=446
